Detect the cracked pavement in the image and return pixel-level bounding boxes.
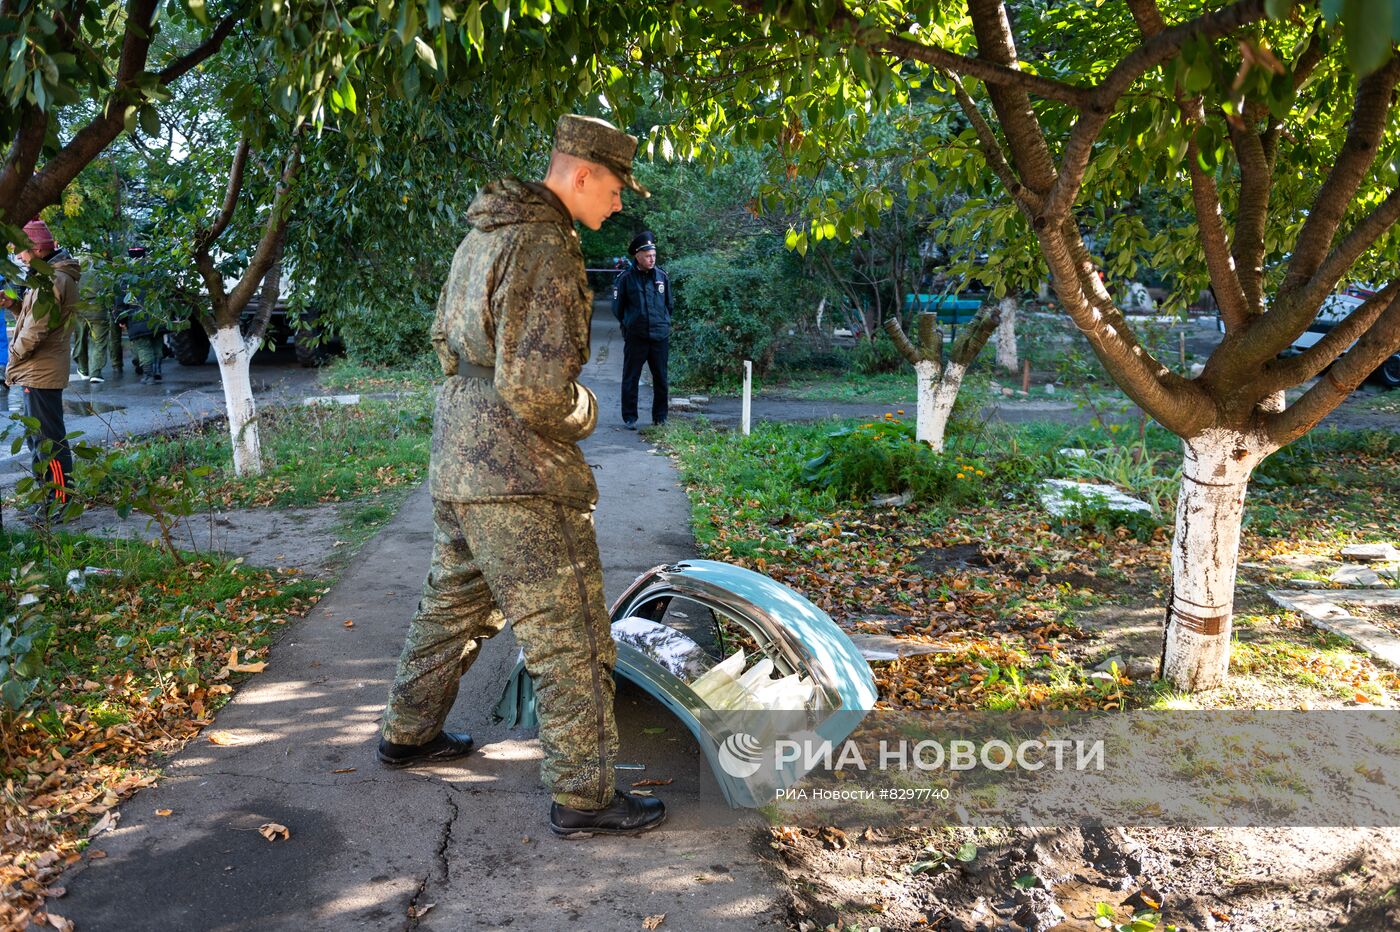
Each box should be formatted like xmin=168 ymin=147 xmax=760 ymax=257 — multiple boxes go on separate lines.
xmin=51 ymin=319 xmax=784 ymax=930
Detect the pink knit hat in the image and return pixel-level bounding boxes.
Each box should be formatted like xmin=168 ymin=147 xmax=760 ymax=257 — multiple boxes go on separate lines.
xmin=21 ymin=218 xmax=54 ymax=251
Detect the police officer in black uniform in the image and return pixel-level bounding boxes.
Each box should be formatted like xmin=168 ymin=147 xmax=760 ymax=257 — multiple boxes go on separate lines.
xmin=612 ymin=231 xmax=672 ymax=429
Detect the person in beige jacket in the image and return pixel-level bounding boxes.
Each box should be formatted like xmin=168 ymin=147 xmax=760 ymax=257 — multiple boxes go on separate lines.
xmin=6 ymin=218 xmax=80 ymax=512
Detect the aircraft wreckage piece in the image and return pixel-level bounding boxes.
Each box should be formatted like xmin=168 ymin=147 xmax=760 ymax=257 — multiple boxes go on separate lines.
xmin=495 ymin=559 xmax=878 ymax=807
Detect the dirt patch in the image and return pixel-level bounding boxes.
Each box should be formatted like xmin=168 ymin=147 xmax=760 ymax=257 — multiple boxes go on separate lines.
xmin=1346 ymin=602 xmax=1400 ymax=639
xmin=65 ymin=503 xmax=348 ymax=576
xmin=912 ymin=544 xmax=998 ymax=575
xmin=770 ymin=823 xmax=1400 ymax=931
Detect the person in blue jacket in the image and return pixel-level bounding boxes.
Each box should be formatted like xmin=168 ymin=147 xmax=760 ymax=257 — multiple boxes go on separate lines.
xmin=0 ymin=278 xmax=16 ymax=399
xmin=612 ymin=230 xmax=672 ymax=429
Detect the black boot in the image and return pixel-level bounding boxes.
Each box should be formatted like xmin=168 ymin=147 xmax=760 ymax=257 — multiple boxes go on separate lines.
xmin=549 ymin=791 xmax=666 ymax=837
xmin=377 ymin=731 xmax=475 ymax=768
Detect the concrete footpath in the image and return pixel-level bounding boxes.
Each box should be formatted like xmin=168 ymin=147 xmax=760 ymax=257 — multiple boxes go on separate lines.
xmin=51 ymin=320 xmax=784 ymax=931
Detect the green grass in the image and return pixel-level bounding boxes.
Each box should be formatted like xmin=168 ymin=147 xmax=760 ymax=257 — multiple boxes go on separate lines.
xmin=1 ymin=530 xmax=323 ymax=733
xmin=87 ymin=395 xmax=434 ymax=510
xmin=1248 ymin=428 xmax=1400 ymax=542
xmin=770 ymin=369 xmax=918 ymax=404
xmin=316 ymin=356 xmax=441 ymax=394
xmin=1357 ymin=388 xmax=1400 ymax=415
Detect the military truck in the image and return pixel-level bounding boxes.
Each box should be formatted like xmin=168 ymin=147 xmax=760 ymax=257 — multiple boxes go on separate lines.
xmin=166 ymin=295 xmax=341 ymax=367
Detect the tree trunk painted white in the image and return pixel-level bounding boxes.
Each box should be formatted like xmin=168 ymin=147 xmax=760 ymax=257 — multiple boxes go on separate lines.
xmin=211 ymin=325 xmax=263 ymax=477
xmin=916 ymin=359 xmax=967 ymax=453
xmin=995 ymin=296 xmax=1019 ymax=373
xmin=1160 ymin=428 xmax=1275 ymax=690
xmin=915 ymin=360 xmax=938 ymax=448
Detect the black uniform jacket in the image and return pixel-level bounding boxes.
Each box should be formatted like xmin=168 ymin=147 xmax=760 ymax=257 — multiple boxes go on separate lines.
xmin=612 ymin=262 xmax=672 ymax=341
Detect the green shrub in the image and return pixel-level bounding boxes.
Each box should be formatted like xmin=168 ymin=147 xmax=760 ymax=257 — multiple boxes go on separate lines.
xmin=1 ymin=561 xmax=51 ymax=717
xmin=850 ymin=332 xmax=905 ymax=375
xmin=669 ymin=242 xmax=815 ymax=387
xmin=333 ymin=296 xmax=435 ymax=366
xmin=800 ymin=418 xmax=1039 ymax=504
xmin=1043 ymin=488 xmax=1164 ymax=541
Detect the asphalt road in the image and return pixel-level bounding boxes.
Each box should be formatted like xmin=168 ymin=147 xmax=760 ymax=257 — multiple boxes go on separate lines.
xmin=51 ymin=318 xmax=785 ymax=931
xmin=1 ymin=346 xmax=320 ymax=484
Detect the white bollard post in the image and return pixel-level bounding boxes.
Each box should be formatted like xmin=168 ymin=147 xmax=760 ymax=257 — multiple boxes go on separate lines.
xmin=742 ymin=360 xmax=752 ymax=436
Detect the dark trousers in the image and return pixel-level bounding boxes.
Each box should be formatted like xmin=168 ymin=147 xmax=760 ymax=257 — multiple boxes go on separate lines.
xmin=22 ymin=386 xmax=72 ymax=503
xmin=620 ymin=336 xmax=669 ymax=424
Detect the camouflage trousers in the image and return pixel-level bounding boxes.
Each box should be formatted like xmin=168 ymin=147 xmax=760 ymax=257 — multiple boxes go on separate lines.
xmin=382 ymin=497 xmax=618 ymax=810
xmin=71 ymin=318 xmax=109 ymax=376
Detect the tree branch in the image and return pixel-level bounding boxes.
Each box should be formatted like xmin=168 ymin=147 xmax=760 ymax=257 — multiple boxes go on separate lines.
xmin=1227 ymin=125 xmax=1272 ymax=313
xmin=0 ymin=106 xmax=49 ymax=218
xmin=875 ymin=23 xmax=1092 ymax=110
xmin=1037 ymin=221 xmax=1212 ymax=436
xmin=949 ymin=301 xmax=1001 ymax=367
xmin=208 ymin=137 xmax=250 ymax=246
xmin=966 ymin=0 xmax=1059 ymax=198
xmin=1233 ymin=57 xmax=1400 ymax=362
xmin=1091 ymin=0 xmax=1270 ymax=113
xmin=1266 ymin=287 xmax=1400 ymax=444
xmin=224 ymin=139 xmax=303 ymax=323
xmin=1280 ymin=57 xmax=1400 ymax=296
xmin=6 ymin=1 xmax=246 ymax=224
xmin=156 ymin=4 xmax=246 ymax=84
xmin=945 ymin=71 xmax=1042 ymax=214
xmin=1293 ymin=187 xmax=1400 ymax=319
xmin=1262 ymin=279 xmax=1400 ymax=391
xmin=245 ymin=246 xmax=283 ymax=345
xmin=1042 ymin=0 xmax=1271 ymax=223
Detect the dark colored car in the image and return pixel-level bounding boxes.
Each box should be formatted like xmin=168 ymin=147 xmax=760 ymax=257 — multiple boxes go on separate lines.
xmin=166 ymin=297 xmax=342 ymax=368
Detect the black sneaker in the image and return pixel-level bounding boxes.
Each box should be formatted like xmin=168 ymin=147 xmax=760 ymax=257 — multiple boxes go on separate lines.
xmin=152 ymin=372 xmax=162 ymax=382
xmin=377 ymin=731 xmax=475 ymax=768
xmin=549 ymin=791 xmax=666 ymax=837
xmin=622 ymin=419 xmax=638 ymax=431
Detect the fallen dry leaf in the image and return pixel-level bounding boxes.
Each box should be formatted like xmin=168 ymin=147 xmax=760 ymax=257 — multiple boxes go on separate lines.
xmin=87 ymin=850 xmax=106 ymax=859
xmin=86 ymin=811 xmax=118 ymax=838
xmin=208 ymin=731 xmax=242 ymax=746
xmin=225 ymin=648 xmax=267 ymax=674
xmin=154 ymin=809 xmax=173 ymax=817
xmin=45 ymin=913 xmax=74 ymax=931
xmin=1211 ymin=908 xmax=1232 ymax=923
xmin=332 ymin=768 xmax=356 ymax=774
xmin=407 ymin=903 xmax=436 ymax=919
xmin=643 ymin=915 xmax=665 ymax=929
xmin=630 ymin=778 xmax=674 ymax=788
xmin=258 ymin=822 xmax=291 ymax=842
xmin=342 ymin=620 xmax=354 ymax=628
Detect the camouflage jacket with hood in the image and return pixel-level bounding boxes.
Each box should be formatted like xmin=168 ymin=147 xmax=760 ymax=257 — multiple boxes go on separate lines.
xmin=6 ymin=249 xmax=80 ymax=390
xmin=429 ymin=178 xmax=598 ymax=506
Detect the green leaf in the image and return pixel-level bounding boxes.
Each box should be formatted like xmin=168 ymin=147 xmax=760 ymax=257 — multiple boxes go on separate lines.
xmin=1013 ymin=873 xmax=1039 ymax=890
xmin=907 ymin=859 xmax=941 ymax=874
xmin=186 ymin=0 xmax=210 ymax=25
xmin=1184 ymin=58 xmax=1212 ymax=93
xmin=465 ymin=1 xmax=485 ymax=51
xmin=138 ymin=105 xmax=160 ymax=137
xmin=955 ymin=842 xmax=977 ymax=862
xmin=1264 ymin=0 xmax=1292 ymax=19
xmin=1344 ymin=0 xmax=1394 ymax=75
xmin=413 ymin=36 xmax=438 ymax=71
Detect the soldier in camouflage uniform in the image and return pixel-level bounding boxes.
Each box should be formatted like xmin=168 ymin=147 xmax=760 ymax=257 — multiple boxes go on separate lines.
xmin=379 ymin=114 xmax=666 ymax=837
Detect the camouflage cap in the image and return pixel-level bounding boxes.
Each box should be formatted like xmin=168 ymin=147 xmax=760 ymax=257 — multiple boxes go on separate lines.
xmin=553 ymin=114 xmax=650 ymax=198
